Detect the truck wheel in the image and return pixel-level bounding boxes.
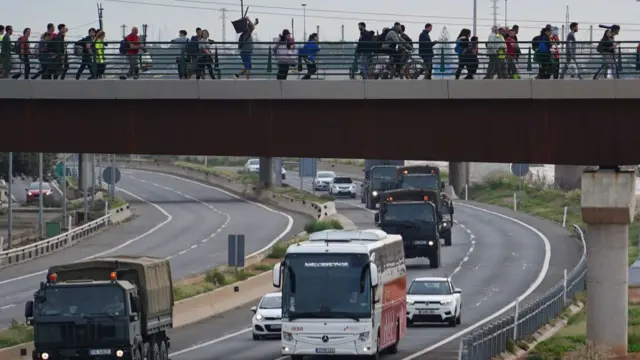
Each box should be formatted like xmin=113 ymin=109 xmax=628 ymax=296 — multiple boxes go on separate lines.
xmin=429 ymin=250 xmax=441 ymax=269
xmin=160 ymin=340 xmax=169 ymax=360
xmin=152 ymin=342 xmax=160 ymax=360
xmin=443 ymin=229 xmax=452 ymax=247
xmin=366 ymin=194 xmax=374 ymax=210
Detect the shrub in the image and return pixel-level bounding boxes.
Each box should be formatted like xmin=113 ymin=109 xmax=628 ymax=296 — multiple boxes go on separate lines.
xmin=304 ymin=219 xmax=344 ymax=234
xmin=204 ymin=269 xmax=227 ymax=286
xmin=253 ymin=263 xmax=272 ymax=272
xmin=267 ymin=242 xmax=288 ymax=259
xmin=232 ymin=269 xmax=252 ymax=282
xmin=564 ymin=341 xmax=613 ymax=360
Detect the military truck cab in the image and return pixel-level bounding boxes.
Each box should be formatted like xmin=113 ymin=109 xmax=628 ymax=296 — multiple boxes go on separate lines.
xmin=361 ymin=165 xmax=400 ymax=209
xmin=374 ymin=189 xmax=441 ymax=268
xmin=26 ymin=256 xmax=173 ymax=360
xmin=396 ymin=166 xmax=453 ymax=247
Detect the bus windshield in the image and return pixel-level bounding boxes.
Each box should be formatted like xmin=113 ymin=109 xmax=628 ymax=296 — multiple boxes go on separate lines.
xmin=400 ymin=175 xmax=439 ymax=190
xmin=371 ymin=167 xmax=397 ymax=181
xmin=282 ymin=253 xmax=371 ymax=319
xmin=383 ymin=203 xmax=435 ymax=222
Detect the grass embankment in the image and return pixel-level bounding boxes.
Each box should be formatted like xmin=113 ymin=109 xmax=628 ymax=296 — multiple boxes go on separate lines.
xmin=468 ymin=173 xmax=640 ymax=358
xmin=64 ymin=176 xmax=127 ymax=211
xmin=172 ymin=218 xmax=343 ymax=301
xmin=0 ymin=218 xmax=344 ymax=349
xmin=174 ymin=161 xmax=335 ymax=204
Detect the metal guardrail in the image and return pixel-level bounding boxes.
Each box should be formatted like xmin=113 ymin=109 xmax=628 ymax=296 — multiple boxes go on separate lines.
xmin=458 ymin=224 xmax=587 ymax=360
xmin=2 ymin=40 xmax=639 ymax=80
xmin=0 ymin=213 xmax=111 ymax=268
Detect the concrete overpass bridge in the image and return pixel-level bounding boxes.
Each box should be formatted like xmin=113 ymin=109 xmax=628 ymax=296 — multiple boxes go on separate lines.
xmin=1 ymin=78 xmax=639 ymax=355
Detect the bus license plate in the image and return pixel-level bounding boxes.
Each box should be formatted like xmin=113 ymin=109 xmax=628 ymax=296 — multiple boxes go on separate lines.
xmin=89 ymin=349 xmax=112 ymax=355
xmin=316 ymin=348 xmax=336 ymax=354
xmin=413 ymin=241 xmax=427 ymax=245
xmin=418 ymin=310 xmax=436 ymax=314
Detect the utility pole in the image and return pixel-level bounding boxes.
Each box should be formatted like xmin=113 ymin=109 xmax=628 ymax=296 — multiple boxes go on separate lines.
xmin=301 ymin=4 xmax=307 ymax=41
xmin=121 ymin=24 xmax=127 ymax=38
xmin=97 ymin=3 xmax=104 ymax=30
xmin=472 ymin=0 xmax=477 ymax=35
xmin=38 ymin=153 xmax=44 ymax=239
xmin=491 ymin=0 xmax=499 ymax=27
xmin=341 ymin=25 xmax=344 ymax=42
xmin=504 ymin=0 xmax=508 ymax=26
xmin=7 ymin=153 xmax=12 ymax=249
xmin=316 ymin=25 xmax=320 ymax=39
xmin=291 ymin=18 xmax=295 ymax=41
xmin=220 ymin=8 xmax=227 ymax=43
xmin=141 ymin=24 xmax=148 ymax=45
xmin=62 ymin=154 xmax=67 ymax=229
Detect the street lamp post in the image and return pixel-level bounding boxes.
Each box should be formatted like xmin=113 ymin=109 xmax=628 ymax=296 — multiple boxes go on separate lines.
xmin=301 ymin=3 xmax=307 ymax=40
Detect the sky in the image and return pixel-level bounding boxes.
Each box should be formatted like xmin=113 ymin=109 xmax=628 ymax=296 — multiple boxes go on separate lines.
xmin=6 ymin=0 xmax=640 ymax=46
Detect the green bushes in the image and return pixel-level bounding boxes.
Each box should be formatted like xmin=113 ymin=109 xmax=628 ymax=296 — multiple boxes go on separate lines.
xmin=304 ymin=219 xmax=344 ymax=234
xmin=0 ymin=320 xmax=34 ymax=348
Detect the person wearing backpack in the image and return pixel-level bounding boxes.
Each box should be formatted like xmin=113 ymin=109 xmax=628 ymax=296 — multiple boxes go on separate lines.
xmin=418 ymin=23 xmax=436 ymax=79
xmin=120 ymin=27 xmax=145 ymax=80
xmin=53 ymin=24 xmax=69 ymax=80
xmin=234 ymin=18 xmax=258 ymax=80
xmin=356 ymin=22 xmax=374 ymax=79
xmin=299 ymin=33 xmax=320 ymax=80
xmin=75 ymin=28 xmax=96 ymax=80
xmin=593 ymin=25 xmax=620 ymax=79
xmin=11 ymin=28 xmax=31 ymax=79
xmin=454 ymin=28 xmax=475 ymax=80
xmin=533 ymin=27 xmax=552 ymax=79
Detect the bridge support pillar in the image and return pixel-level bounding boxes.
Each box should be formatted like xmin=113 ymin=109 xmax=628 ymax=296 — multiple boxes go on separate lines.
xmin=448 ymin=162 xmax=469 ymax=197
xmin=77 ymin=153 xmax=94 ymax=192
xmin=259 ymin=157 xmax=273 ymax=188
xmin=274 ymin=158 xmax=283 ymax=187
xmin=581 ymin=168 xmax=636 ymax=357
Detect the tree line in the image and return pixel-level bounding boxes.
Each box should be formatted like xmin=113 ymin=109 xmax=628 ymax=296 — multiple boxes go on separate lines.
xmin=0 ymin=153 xmax=58 ymax=179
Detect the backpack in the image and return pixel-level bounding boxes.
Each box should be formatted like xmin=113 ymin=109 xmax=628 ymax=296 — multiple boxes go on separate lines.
xmin=73 ymin=40 xmax=84 ymax=56
xmin=38 ymin=38 xmax=49 ymax=54
xmin=531 ymin=35 xmax=541 ymax=51
xmin=186 ymin=37 xmax=200 ymax=56
xmin=373 ymin=28 xmax=391 ymax=52
xmin=12 ymin=39 xmax=21 ymax=54
xmin=454 ymin=40 xmax=462 ymax=54
xmin=119 ymin=38 xmax=128 ymax=54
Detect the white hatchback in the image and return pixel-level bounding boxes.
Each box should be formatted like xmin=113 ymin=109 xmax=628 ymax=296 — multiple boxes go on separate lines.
xmin=251 ymin=292 xmax=282 ymax=340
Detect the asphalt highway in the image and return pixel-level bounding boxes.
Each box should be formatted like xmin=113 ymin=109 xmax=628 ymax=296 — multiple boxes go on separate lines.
xmin=167 ymin=168 xmax=582 ymax=360
xmin=0 ymin=169 xmax=306 ymax=328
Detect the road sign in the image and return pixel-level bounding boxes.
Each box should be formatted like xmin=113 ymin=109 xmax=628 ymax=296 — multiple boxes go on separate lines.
xmin=55 ymin=162 xmax=64 ymax=178
xmin=228 ymin=234 xmax=245 ymax=267
xmin=299 ymin=158 xmax=317 ymax=178
xmin=511 ymin=163 xmax=530 ymax=177
xmin=102 ymin=167 xmax=121 ymax=185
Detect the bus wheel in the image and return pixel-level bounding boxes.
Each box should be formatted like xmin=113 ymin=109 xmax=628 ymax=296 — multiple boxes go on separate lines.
xmin=369 ymin=336 xmax=380 ymax=359
xmin=386 ymin=322 xmax=400 ymax=354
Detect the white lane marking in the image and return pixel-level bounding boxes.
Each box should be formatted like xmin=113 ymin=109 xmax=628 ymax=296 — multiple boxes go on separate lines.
xmin=127 ymin=169 xmax=294 ymax=260
xmin=0 ymin=187 xmax=173 ymax=285
xmin=128 ymin=175 xmax=231 ymax=260
xmin=0 ymin=304 xmax=16 ymax=310
xmin=169 ymin=327 xmax=253 ymax=357
xmin=400 ymin=202 xmax=551 ymax=359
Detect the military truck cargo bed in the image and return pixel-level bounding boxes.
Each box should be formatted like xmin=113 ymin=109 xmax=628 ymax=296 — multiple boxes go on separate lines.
xmin=48 ymin=255 xmax=174 ymax=334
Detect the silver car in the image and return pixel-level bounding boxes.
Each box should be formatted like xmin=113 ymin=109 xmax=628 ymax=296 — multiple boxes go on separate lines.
xmin=313 ymin=171 xmax=336 ymax=191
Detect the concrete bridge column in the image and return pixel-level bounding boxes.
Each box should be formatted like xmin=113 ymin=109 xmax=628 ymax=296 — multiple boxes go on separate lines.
xmin=78 ymin=153 xmax=95 ymax=192
xmin=581 ymin=168 xmax=636 ymax=356
xmin=259 ymin=157 xmax=273 ymax=188
xmin=448 ymin=162 xmax=468 ymax=197
xmin=555 ymin=165 xmax=587 ymax=190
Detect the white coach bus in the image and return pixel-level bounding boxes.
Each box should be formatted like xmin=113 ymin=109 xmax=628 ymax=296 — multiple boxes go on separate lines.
xmin=272 ymin=229 xmax=407 ymax=359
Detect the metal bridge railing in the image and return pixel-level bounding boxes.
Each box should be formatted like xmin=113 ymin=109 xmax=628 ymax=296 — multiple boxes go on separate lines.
xmin=1 ymin=41 xmax=638 ymax=80
xmin=458 ymin=224 xmax=587 ymax=360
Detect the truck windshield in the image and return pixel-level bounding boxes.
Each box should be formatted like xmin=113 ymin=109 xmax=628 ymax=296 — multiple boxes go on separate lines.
xmin=371 ymin=167 xmax=397 ymax=180
xmin=37 ymin=286 xmax=127 ymax=317
xmin=383 ymin=203 xmax=435 ymax=222
xmin=400 ymin=175 xmax=439 ymax=190
xmin=282 ymin=253 xmax=371 ymax=320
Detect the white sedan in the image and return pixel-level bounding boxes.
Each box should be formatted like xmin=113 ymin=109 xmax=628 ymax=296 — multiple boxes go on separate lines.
xmin=251 ymin=292 xmax=282 ymax=340
xmin=406 ymin=277 xmax=462 ymax=327
xmin=244 ymin=158 xmax=286 ymax=180
xmin=329 ymin=176 xmax=357 ymax=198
xmin=313 ymin=171 xmax=336 ymax=191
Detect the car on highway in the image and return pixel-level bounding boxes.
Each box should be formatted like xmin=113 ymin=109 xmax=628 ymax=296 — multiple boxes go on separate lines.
xmin=328 ymin=176 xmax=357 ymax=198
xmin=313 ymin=171 xmax=336 ymax=191
xmin=26 ymin=181 xmax=53 ymax=204
xmin=251 ymin=291 xmax=282 ymax=340
xmin=406 ymin=277 xmax=462 ymax=327
xmin=244 ymin=158 xmax=287 ymax=179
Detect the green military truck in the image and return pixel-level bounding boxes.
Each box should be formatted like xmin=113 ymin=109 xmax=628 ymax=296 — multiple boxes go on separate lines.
xmin=25 ymin=256 xmax=173 ymax=360
xmin=374 ymin=188 xmax=441 ymax=268
xmin=396 ymin=165 xmax=454 ymax=246
xmin=361 ymin=165 xmax=401 ymax=209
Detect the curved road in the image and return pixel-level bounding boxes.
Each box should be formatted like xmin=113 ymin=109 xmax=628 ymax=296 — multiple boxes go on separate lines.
xmin=166 ymin=169 xmax=582 ymax=360
xmin=0 ymin=169 xmax=306 ymax=328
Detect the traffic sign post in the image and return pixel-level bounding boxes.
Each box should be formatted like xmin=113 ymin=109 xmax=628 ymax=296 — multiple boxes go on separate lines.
xmin=228 ymin=234 xmax=245 ymax=268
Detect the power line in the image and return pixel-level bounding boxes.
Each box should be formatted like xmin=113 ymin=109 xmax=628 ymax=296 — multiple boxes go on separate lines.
xmin=102 ymin=0 xmax=640 ymax=33
xmin=175 ymin=0 xmax=640 ymax=28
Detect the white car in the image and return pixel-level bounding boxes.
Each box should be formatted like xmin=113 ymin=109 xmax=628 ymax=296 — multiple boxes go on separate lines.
xmin=251 ymin=292 xmax=282 ymax=340
xmin=329 ymin=176 xmax=357 ymax=198
xmin=406 ymin=277 xmax=462 ymax=327
xmin=313 ymin=171 xmax=336 ymax=191
xmin=244 ymin=158 xmax=286 ymax=180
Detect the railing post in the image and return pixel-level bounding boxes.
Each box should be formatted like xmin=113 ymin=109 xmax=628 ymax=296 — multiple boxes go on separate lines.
xmin=563 ymin=268 xmax=568 ymax=306
xmin=513 ymin=296 xmax=520 ymax=340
